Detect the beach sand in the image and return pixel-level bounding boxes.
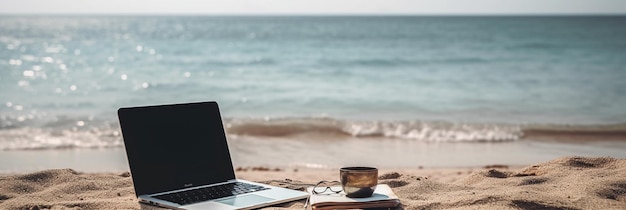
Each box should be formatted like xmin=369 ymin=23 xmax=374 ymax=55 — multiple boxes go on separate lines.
xmin=1 ymin=156 xmax=625 ymax=210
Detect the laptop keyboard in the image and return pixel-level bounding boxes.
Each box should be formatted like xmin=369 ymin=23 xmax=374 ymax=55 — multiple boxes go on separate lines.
xmin=154 ymin=182 xmax=270 ymax=205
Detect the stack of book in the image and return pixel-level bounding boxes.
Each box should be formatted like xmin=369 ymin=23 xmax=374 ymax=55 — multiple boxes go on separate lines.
xmin=306 ymin=184 xmax=400 ymax=210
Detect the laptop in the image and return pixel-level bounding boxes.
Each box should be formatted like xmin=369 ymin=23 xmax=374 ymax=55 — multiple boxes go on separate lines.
xmin=117 ymin=101 xmax=308 ymax=210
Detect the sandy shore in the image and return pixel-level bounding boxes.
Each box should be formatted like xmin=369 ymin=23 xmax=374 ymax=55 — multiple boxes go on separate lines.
xmin=1 ymin=156 xmax=625 ymax=209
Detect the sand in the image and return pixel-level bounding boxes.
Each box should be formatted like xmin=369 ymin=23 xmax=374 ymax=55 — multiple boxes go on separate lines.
xmin=1 ymin=156 xmax=625 ymax=210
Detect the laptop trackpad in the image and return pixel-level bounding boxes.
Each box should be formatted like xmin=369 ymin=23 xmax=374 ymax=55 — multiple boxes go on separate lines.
xmin=218 ymin=194 xmax=274 ymax=207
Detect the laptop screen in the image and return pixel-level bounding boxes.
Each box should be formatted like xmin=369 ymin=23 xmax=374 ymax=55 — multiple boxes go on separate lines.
xmin=118 ymin=101 xmax=237 ymax=196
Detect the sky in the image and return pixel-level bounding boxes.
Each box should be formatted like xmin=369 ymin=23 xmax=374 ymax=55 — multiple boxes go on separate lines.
xmin=0 ymin=0 xmax=626 ymax=15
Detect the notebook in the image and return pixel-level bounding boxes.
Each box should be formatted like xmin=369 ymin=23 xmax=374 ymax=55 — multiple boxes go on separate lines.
xmin=305 ymin=184 xmax=400 ymax=210
xmin=118 ymin=101 xmax=308 ymax=210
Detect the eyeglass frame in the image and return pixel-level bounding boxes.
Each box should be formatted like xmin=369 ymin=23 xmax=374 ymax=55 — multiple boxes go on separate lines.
xmin=312 ymin=180 xmax=342 ymax=194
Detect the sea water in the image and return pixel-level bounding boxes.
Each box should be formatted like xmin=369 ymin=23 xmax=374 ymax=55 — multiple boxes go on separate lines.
xmin=1 ymin=16 xmax=626 ymax=171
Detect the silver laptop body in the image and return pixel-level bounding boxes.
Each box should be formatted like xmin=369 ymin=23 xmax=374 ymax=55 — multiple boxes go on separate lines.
xmin=118 ymin=101 xmax=308 ymax=209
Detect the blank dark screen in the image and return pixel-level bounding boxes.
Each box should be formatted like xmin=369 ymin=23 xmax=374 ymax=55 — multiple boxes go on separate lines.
xmin=118 ymin=102 xmax=236 ymax=196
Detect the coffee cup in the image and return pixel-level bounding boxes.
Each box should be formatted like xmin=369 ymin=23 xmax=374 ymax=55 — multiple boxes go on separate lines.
xmin=340 ymin=167 xmax=378 ymax=198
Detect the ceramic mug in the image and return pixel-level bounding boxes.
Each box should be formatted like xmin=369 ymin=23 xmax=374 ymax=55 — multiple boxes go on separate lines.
xmin=340 ymin=167 xmax=378 ymax=198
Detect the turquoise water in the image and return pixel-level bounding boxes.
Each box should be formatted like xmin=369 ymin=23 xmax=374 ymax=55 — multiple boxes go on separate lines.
xmin=1 ymin=16 xmax=626 ymax=150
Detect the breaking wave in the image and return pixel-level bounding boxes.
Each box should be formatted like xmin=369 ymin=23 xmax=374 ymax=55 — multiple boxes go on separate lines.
xmin=0 ymin=127 xmax=123 ymax=150
xmin=225 ymin=117 xmax=523 ymax=142
xmin=2 ymin=116 xmax=625 ymax=150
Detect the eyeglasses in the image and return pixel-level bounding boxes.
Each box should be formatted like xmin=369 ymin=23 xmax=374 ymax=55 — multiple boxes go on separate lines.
xmin=312 ymin=180 xmax=342 ymax=194
xmin=304 ymin=181 xmax=343 ymax=209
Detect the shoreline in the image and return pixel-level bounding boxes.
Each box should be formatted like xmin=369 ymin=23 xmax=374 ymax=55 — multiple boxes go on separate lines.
xmin=2 ymin=137 xmax=626 ymax=174
xmin=3 ymin=118 xmax=626 ymax=151
xmin=1 ymin=156 xmax=625 ymax=209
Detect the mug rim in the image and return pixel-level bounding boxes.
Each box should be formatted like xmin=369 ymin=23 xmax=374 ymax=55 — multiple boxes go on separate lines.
xmin=340 ymin=166 xmax=377 ymax=172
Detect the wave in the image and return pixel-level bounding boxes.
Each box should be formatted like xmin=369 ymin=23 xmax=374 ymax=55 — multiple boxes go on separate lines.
xmin=225 ymin=117 xmax=523 ymax=142
xmin=226 ymin=118 xmax=626 ymax=142
xmin=0 ymin=115 xmax=124 ymax=150
xmin=521 ymin=124 xmax=626 ymax=141
xmin=0 ymin=127 xmax=123 ymax=150
xmin=2 ymin=117 xmax=625 ymax=150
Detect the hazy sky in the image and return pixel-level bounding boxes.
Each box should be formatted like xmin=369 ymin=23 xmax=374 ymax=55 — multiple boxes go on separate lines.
xmin=1 ymin=0 xmax=625 ymax=15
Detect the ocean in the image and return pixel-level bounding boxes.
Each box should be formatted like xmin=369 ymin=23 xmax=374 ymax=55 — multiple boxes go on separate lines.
xmin=1 ymin=16 xmax=626 ymax=172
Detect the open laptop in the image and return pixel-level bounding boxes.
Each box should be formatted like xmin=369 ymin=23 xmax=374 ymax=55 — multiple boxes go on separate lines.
xmin=117 ymin=101 xmax=308 ymax=210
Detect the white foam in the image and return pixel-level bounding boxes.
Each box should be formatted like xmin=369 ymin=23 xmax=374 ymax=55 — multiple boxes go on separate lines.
xmin=342 ymin=121 xmax=522 ymax=142
xmin=0 ymin=127 xmax=123 ymax=150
